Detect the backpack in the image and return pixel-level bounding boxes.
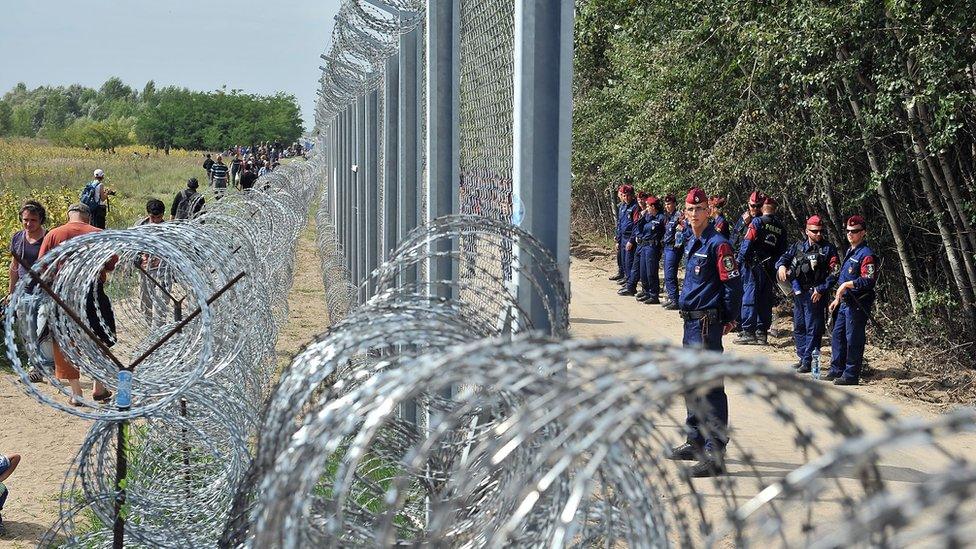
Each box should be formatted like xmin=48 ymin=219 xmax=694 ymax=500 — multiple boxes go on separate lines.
xmin=175 ymin=189 xmax=203 ymax=219
xmin=80 ymin=181 xmax=100 ymax=211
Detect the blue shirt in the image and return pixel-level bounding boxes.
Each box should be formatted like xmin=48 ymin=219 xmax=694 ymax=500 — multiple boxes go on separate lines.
xmin=632 ymin=211 xmax=665 ymax=246
xmin=775 ymin=239 xmax=840 ymax=294
xmin=679 ymin=224 xmax=743 ymax=323
xmin=838 ymin=241 xmax=878 ymax=306
xmin=663 ymin=210 xmax=686 ymax=248
xmin=618 ymin=200 xmax=641 ymax=240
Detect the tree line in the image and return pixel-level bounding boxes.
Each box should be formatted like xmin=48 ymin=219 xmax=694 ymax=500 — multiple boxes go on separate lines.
xmin=0 ymin=77 xmax=303 ymax=151
xmin=572 ymin=0 xmax=976 ymax=351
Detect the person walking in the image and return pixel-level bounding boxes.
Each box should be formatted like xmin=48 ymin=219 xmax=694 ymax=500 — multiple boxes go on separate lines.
xmin=210 ymin=155 xmax=230 ymax=198
xmin=171 ymin=178 xmax=206 ymax=220
xmin=230 ymin=153 xmax=243 ymax=189
xmin=667 ymin=187 xmax=743 ymax=477
xmin=38 ymin=203 xmax=116 ymax=405
xmin=776 ymin=215 xmax=839 ymax=375
xmin=7 ymin=201 xmax=48 ymax=383
xmin=135 ymin=199 xmax=171 ymax=326
xmin=735 ymin=196 xmax=787 ymax=345
xmin=80 ymin=169 xmax=112 ymax=229
xmin=826 ymin=215 xmax=878 ymax=386
xmin=203 ymin=153 xmax=215 ymax=184
xmin=661 ymin=194 xmax=686 ymax=309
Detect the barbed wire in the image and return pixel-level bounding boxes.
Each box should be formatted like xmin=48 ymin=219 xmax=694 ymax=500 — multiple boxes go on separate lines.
xmin=4 ymin=160 xmax=321 ymax=546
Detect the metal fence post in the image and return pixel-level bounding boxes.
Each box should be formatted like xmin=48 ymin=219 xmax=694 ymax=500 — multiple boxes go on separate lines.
xmin=398 ymin=28 xmax=420 ymax=287
xmin=366 ymin=89 xmax=379 ymax=298
xmin=384 ymin=54 xmax=400 ymax=262
xmin=346 ymin=104 xmax=356 ymax=277
xmin=513 ymin=0 xmax=574 ymax=333
xmin=426 ymin=0 xmax=460 ymax=300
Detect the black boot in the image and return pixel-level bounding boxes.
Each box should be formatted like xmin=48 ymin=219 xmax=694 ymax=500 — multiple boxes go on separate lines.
xmin=667 ymin=442 xmax=704 ymax=461
xmin=753 ymin=330 xmax=768 ymax=345
xmin=734 ymin=331 xmax=756 ymax=345
xmin=635 ymin=292 xmax=647 ymax=299
xmin=617 ymin=287 xmax=636 ymax=296
xmin=796 ymin=362 xmax=812 ymax=374
xmin=645 ymin=296 xmax=660 ymax=305
xmin=689 ymin=451 xmax=726 ymax=478
xmin=609 ymin=273 xmax=624 ymax=281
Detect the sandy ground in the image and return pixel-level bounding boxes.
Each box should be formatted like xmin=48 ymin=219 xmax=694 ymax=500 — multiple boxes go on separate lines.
xmin=0 ymin=222 xmax=327 ymax=547
xmin=569 ymin=254 xmax=976 ymax=544
xmin=2 ymin=224 xmax=973 ymax=546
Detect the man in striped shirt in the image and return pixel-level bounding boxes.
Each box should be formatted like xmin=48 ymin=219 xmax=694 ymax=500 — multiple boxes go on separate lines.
xmin=210 ymin=155 xmax=230 ymax=198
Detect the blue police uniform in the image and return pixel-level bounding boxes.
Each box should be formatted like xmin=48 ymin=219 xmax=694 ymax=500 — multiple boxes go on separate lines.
xmin=630 ymin=210 xmax=665 ymax=296
xmin=619 ymin=200 xmax=641 ymax=282
xmin=829 ymin=242 xmax=877 ymax=382
xmin=624 ymin=210 xmax=648 ymax=291
xmin=614 ymin=201 xmax=629 ymax=277
xmin=662 ymin=209 xmax=685 ymax=304
xmin=775 ymin=239 xmax=839 ymax=369
xmin=736 ymin=214 xmax=787 ymax=339
xmin=679 ymin=223 xmax=743 ymax=452
xmin=712 ymin=213 xmax=730 ymax=239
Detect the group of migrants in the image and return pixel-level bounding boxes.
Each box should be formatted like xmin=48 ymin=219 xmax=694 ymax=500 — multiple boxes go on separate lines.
xmin=202 ymin=141 xmax=301 ymax=197
xmin=611 ymin=185 xmax=878 ymax=476
xmin=2 ymin=166 xmax=218 ymax=530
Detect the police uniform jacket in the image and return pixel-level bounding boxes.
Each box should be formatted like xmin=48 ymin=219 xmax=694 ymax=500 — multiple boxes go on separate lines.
xmin=837 ymin=242 xmax=878 ymax=307
xmin=775 ymin=239 xmax=840 ymax=294
xmin=632 ymin=211 xmax=665 ymax=246
xmin=712 ymin=213 xmax=730 ymax=239
xmin=679 ymin=224 xmax=743 ymax=323
xmin=663 ymin=210 xmax=686 ymax=248
xmin=737 ymin=214 xmax=787 ymax=268
xmin=618 ymin=200 xmax=641 ymax=241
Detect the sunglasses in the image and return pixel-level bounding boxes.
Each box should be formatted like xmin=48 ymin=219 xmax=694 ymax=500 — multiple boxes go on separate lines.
xmin=748 ymin=204 xmax=760 ymax=208
xmin=846 ymin=228 xmax=864 ymax=234
xmin=807 ymin=229 xmax=821 ymax=234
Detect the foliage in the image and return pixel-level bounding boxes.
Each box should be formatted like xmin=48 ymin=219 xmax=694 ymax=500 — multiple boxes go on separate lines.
xmin=0 ymin=77 xmax=304 ymax=151
xmin=573 ymin=0 xmax=976 ymax=354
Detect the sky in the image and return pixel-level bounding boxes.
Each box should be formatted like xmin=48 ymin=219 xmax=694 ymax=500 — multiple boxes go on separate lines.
xmin=0 ymin=0 xmax=343 ymax=131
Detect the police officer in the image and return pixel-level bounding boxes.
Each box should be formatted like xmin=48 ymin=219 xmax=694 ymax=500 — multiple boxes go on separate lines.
xmin=735 ymin=196 xmax=787 ymax=345
xmin=635 ymin=196 xmax=666 ymax=304
xmin=775 ymin=215 xmax=839 ymax=374
xmin=709 ymin=195 xmax=730 ymax=239
xmin=610 ymin=185 xmax=640 ymax=284
xmin=731 ymin=191 xmax=764 ymax=253
xmin=661 ymin=194 xmax=686 ymax=309
xmin=667 ymin=187 xmax=743 ymax=477
xmin=826 ymin=215 xmax=878 ymax=385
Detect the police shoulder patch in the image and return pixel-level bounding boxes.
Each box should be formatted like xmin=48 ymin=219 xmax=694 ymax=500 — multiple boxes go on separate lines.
xmin=722 ymin=255 xmax=734 ymax=272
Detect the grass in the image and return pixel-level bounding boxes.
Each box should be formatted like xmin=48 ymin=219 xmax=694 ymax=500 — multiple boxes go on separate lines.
xmin=1 ymin=137 xmax=209 ymax=370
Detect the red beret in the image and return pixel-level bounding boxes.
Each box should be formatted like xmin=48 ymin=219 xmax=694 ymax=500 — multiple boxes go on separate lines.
xmin=806 ymin=214 xmax=823 ymax=226
xmin=763 ymin=196 xmax=777 ymax=206
xmin=645 ymin=196 xmax=660 ymax=206
xmin=685 ymin=187 xmax=708 ymax=205
xmin=637 ymin=191 xmax=649 ymax=200
xmin=663 ymin=194 xmax=676 ymax=204
xmin=619 ymin=184 xmax=634 ymax=195
xmin=709 ymin=195 xmax=726 ymax=207
xmin=748 ymin=191 xmax=765 ymax=205
xmin=846 ymin=215 xmax=866 ymax=228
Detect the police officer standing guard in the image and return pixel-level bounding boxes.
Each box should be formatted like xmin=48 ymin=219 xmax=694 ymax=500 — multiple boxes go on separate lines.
xmin=667 ymin=187 xmax=743 ymax=477
xmin=775 ymin=215 xmax=839 ymax=374
xmin=826 ymin=215 xmax=878 ymax=386
xmin=735 ymin=196 xmax=787 ymax=346
xmin=635 ymin=196 xmax=666 ymax=304
xmin=661 ymin=194 xmax=686 ymax=310
xmin=709 ymin=195 xmax=730 ymax=239
xmin=611 ymin=185 xmax=641 ymax=286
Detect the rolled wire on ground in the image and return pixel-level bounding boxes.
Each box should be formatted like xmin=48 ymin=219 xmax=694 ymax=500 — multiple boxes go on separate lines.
xmin=4 ymin=159 xmax=320 ymax=546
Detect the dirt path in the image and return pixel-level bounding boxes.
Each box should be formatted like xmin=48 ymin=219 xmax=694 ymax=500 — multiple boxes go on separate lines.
xmin=0 ymin=221 xmax=328 ymax=547
xmin=569 ymin=255 xmax=976 ymax=543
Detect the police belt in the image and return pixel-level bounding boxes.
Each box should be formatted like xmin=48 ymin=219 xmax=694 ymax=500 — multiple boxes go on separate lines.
xmin=635 ymin=238 xmax=662 ymax=246
xmin=678 ymin=309 xmax=719 ymax=322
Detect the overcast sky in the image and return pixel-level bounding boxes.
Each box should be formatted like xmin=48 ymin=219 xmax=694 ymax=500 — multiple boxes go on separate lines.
xmin=0 ymin=0 xmax=342 ymax=130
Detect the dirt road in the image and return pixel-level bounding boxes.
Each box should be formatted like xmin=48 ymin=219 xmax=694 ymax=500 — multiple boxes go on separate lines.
xmin=569 ymin=255 xmax=976 ymax=544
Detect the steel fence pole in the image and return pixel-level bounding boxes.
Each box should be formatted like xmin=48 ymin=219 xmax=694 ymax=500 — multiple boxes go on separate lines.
xmin=426 ymin=0 xmax=460 ymax=300
xmin=398 ymin=28 xmax=420 ymax=287
xmin=366 ymin=89 xmax=379 ymax=298
xmin=512 ymin=0 xmax=574 ymax=333
xmin=384 ymin=54 xmax=400 ymax=262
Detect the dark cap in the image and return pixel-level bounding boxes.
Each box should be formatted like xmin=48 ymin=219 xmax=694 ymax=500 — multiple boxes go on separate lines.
xmin=187 ymin=177 xmax=199 ymax=189
xmin=663 ymin=194 xmax=676 ymax=204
